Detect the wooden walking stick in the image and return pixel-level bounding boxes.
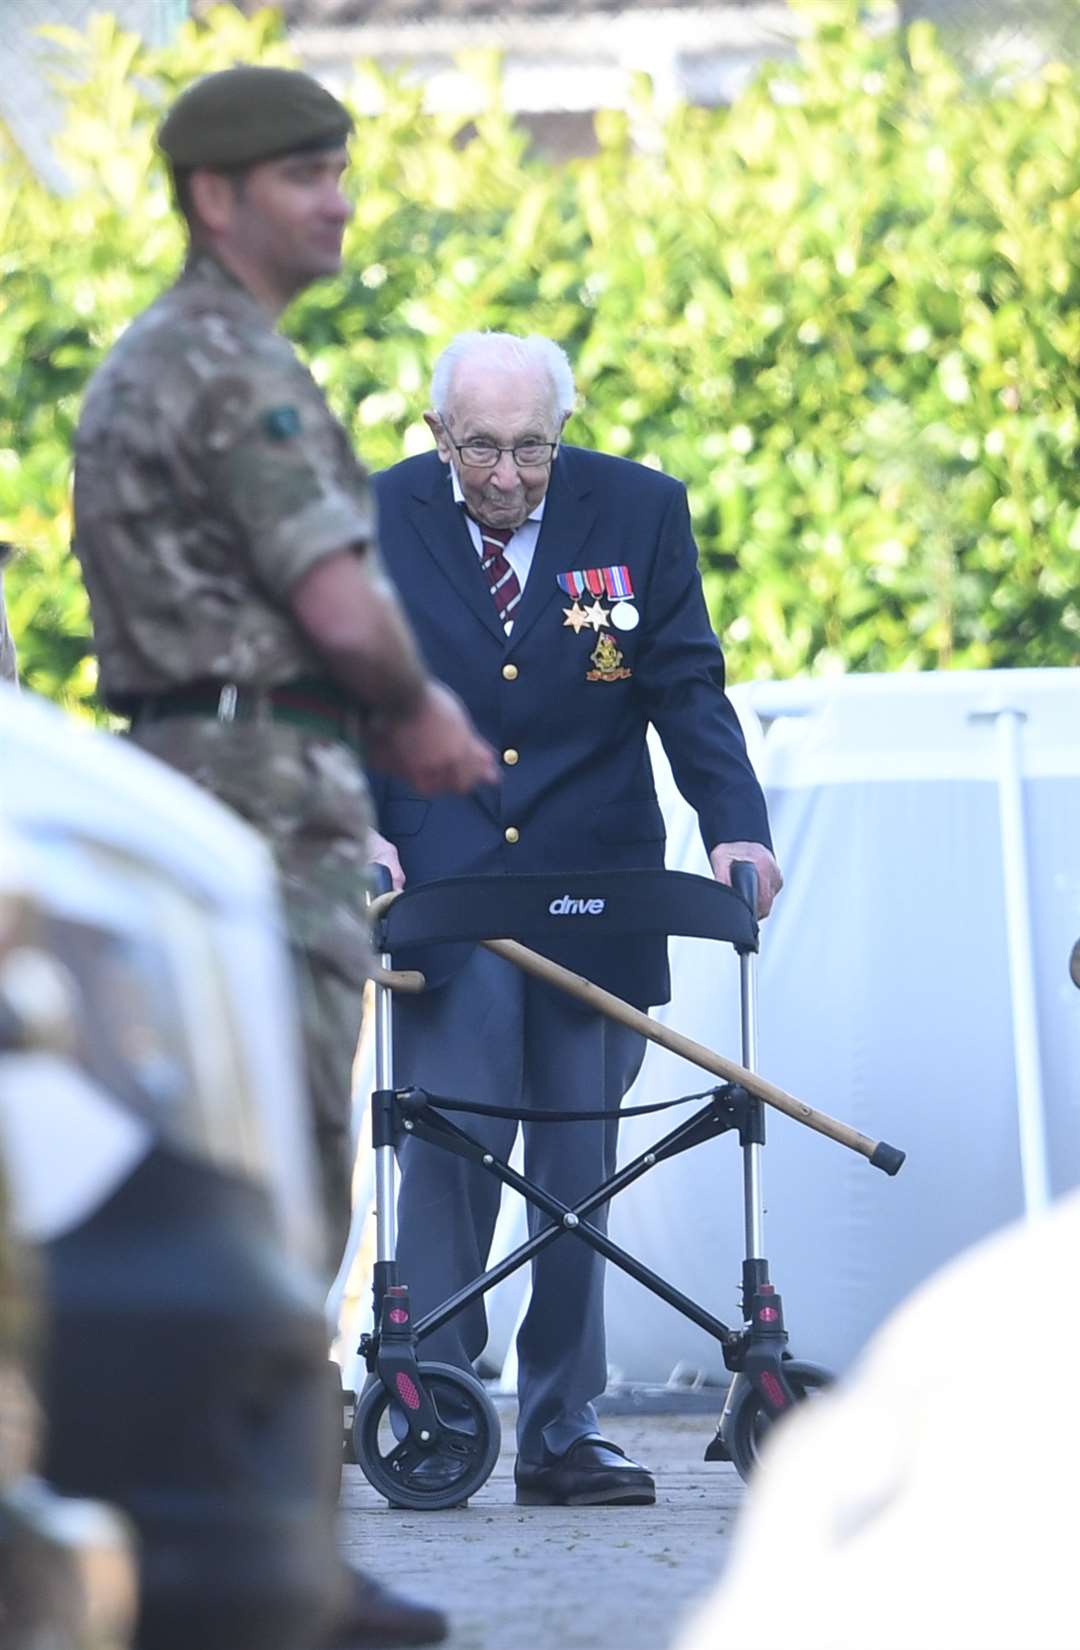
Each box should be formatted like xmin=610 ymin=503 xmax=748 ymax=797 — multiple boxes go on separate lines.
xmin=368 ymin=891 xmax=904 ymax=1175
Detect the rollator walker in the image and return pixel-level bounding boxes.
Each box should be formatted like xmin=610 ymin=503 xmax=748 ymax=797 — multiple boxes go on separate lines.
xmin=352 ymin=865 xmax=905 ymax=1505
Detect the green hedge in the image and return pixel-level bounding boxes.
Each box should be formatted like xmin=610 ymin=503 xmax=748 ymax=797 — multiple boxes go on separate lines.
xmin=2 ymin=0 xmax=1078 ymax=709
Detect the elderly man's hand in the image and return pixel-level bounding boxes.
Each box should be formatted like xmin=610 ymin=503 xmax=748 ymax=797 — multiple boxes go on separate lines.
xmin=367 ymin=830 xmax=405 ymax=891
xmin=709 ymin=841 xmax=783 ymax=918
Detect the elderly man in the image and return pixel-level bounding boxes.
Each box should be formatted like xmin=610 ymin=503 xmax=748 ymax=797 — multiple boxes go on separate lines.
xmin=368 ymin=331 xmax=782 ymax=1507
xmin=72 ymin=65 xmax=495 ymax=1650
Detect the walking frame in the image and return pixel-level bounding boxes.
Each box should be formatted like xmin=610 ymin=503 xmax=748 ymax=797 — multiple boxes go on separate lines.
xmin=352 ymin=865 xmax=905 ymax=1504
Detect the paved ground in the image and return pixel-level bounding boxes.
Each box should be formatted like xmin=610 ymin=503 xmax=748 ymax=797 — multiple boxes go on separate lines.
xmin=338 ymin=1403 xmax=744 ymax=1650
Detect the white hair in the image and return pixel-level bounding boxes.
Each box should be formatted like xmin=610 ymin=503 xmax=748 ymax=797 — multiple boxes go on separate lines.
xmin=431 ymin=332 xmax=576 ymax=422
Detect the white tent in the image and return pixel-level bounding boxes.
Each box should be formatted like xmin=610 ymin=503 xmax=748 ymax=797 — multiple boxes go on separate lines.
xmin=338 ymin=668 xmax=1080 ymax=1390
xmin=603 ymin=666 xmax=1080 ymax=1381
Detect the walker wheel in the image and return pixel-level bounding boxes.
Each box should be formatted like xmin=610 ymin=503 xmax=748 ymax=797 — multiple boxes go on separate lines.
xmin=352 ymin=1361 xmax=501 ymax=1510
xmin=729 ymin=1359 xmax=833 ymax=1482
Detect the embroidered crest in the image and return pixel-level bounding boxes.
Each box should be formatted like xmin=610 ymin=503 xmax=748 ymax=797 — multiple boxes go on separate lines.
xmin=586 ymin=632 xmax=632 ymax=682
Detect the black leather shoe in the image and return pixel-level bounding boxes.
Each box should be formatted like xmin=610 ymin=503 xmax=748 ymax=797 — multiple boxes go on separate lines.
xmin=320 ymin=1563 xmax=449 ymax=1648
xmin=514 ymin=1436 xmax=655 ymax=1506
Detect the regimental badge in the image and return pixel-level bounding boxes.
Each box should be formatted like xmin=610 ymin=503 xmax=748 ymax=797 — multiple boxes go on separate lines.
xmin=586 ymin=632 xmax=632 ymax=682
xmin=262 ymin=405 xmax=302 ymax=440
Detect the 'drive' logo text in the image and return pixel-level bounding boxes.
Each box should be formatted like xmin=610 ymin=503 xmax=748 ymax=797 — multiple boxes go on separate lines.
xmin=548 ymin=895 xmax=606 ymax=916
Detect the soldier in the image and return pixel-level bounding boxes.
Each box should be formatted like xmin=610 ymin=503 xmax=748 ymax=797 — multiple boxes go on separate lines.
xmin=0 ymin=545 xmax=17 ymax=687
xmin=71 ymin=65 xmax=496 ymax=1650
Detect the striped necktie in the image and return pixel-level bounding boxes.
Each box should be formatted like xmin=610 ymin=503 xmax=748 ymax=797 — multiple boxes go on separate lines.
xmin=476 ymin=523 xmax=522 ymax=629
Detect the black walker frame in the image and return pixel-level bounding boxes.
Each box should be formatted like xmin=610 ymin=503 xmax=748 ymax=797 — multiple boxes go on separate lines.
xmin=353 ymin=866 xmax=904 ymax=1503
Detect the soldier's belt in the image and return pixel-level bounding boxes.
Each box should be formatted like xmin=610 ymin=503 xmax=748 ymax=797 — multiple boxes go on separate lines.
xmin=129 ymin=677 xmax=366 ymax=752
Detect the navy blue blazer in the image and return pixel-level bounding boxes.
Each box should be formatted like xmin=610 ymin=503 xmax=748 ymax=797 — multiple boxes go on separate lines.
xmin=369 ymin=444 xmax=771 ymax=1009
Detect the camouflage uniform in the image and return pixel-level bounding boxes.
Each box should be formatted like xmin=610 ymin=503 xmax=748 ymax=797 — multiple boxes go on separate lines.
xmin=0 ymin=546 xmax=16 ymax=687
xmin=72 ymin=252 xmax=376 ymax=1270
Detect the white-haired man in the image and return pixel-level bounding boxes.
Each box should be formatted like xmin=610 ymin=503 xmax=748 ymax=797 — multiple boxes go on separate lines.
xmin=368 ymin=332 xmax=781 ymax=1506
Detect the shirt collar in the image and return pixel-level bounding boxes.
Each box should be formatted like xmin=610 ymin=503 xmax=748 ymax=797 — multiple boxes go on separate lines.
xmin=450 ymin=464 xmax=547 ymax=525
xmin=179 ymin=249 xmax=272 ymax=326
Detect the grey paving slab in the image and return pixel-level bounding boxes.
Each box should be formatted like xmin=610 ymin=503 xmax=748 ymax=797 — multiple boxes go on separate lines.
xmin=338 ymin=1410 xmax=744 ymax=1650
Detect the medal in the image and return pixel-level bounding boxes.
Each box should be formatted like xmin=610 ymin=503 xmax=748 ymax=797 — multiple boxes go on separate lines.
xmin=562 ymin=602 xmax=591 ymax=633
xmin=560 ymin=568 xmax=638 ymax=633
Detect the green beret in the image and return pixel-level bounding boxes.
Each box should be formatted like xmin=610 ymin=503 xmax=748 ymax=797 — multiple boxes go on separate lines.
xmin=158 ymin=66 xmax=352 ymax=171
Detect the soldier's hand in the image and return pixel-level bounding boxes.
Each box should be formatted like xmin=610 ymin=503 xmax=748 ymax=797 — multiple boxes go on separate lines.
xmin=368 ymin=682 xmax=498 ymax=796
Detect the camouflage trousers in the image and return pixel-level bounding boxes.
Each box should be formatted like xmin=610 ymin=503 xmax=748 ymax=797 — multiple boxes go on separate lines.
xmin=131 ymin=715 xmax=372 ymax=1276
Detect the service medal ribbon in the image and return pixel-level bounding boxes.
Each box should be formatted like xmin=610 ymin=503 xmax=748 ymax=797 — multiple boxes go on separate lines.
xmin=603 ymin=565 xmax=634 ymax=600
xmin=559 ymin=567 xmax=635 ymax=603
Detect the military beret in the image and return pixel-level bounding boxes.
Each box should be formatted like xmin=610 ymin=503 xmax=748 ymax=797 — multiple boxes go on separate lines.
xmin=158 ymin=66 xmax=352 ymax=171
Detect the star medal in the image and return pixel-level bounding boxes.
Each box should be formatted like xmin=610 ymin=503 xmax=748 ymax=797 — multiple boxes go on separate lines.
xmin=582 ymin=600 xmax=610 ymax=631
xmin=562 ymin=601 xmax=591 ymax=634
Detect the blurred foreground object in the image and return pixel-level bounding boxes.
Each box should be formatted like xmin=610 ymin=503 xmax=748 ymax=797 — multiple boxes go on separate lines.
xmin=0 ymin=879 xmax=136 ymax=1649
xmin=0 ymin=684 xmax=340 ymax=1650
xmin=674 ymin=1187 xmax=1080 ymax=1650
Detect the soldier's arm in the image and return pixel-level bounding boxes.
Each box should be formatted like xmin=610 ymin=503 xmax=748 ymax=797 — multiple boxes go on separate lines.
xmin=290 ymin=550 xmax=497 ymax=796
xmin=289 ymin=547 xmax=425 ymax=717
xmin=188 ymin=359 xmax=495 ymax=796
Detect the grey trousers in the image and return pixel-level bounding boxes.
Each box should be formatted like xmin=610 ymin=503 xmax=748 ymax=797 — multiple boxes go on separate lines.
xmin=392 ymin=947 xmax=645 ymax=1461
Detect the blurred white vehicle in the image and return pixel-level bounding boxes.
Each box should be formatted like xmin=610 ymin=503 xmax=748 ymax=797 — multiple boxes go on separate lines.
xmin=0 ymin=684 xmax=340 ymax=1650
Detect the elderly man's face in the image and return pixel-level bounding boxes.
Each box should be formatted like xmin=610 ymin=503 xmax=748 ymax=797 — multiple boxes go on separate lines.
xmin=426 ymin=362 xmax=565 ymax=531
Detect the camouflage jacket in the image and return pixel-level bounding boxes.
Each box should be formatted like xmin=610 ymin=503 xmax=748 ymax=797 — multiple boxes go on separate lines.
xmin=72 ymin=251 xmax=377 ymax=712
xmin=72 ymin=254 xmax=377 ymax=983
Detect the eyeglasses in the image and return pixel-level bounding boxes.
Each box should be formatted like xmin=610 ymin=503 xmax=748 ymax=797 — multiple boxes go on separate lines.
xmin=447 ymin=437 xmax=558 ymax=470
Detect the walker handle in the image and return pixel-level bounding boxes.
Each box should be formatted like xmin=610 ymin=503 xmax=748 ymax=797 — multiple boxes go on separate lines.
xmin=730 ymin=859 xmax=759 ymax=918
xmin=365 ymin=872 xmax=425 ymax=992
xmin=367 ymin=863 xmax=394 ymax=898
